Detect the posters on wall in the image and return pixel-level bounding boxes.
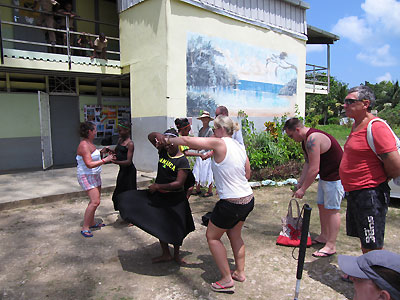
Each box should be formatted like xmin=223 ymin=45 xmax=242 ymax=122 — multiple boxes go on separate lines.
xmin=186 ymin=32 xmax=298 ymax=117
xmin=84 ymin=105 xmax=130 ymax=138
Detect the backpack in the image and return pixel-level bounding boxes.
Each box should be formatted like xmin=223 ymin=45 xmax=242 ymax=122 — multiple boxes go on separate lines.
xmin=366 ymin=118 xmax=400 ymax=186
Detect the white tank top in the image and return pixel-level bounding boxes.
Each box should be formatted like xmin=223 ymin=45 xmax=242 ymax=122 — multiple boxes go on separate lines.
xmin=76 ymin=149 xmax=102 ymax=175
xmin=211 ymin=137 xmax=253 ymax=199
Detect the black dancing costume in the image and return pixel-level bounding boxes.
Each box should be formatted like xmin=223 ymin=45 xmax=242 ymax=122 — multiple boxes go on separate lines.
xmin=112 ymin=143 xmax=137 ymax=210
xmin=117 ymin=149 xmax=195 ymax=245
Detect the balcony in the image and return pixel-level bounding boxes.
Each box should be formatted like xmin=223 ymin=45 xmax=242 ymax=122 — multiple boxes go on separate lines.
xmin=0 ymin=2 xmax=121 ymax=76
xmin=305 ymin=24 xmax=339 ymax=94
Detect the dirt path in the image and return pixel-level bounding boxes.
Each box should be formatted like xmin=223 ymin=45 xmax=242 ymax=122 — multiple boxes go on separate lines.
xmin=1 ymin=184 xmax=399 ymax=300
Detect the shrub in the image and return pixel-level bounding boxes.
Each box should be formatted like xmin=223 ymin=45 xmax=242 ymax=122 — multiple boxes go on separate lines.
xmin=240 ymin=111 xmax=303 ymax=171
xmin=378 ymin=104 xmax=400 ymax=128
xmin=327 ymin=117 xmax=340 ymax=125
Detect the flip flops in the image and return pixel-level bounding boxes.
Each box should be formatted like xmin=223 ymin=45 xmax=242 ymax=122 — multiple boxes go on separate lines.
xmin=211 ymin=281 xmax=235 ymax=293
xmin=311 ymin=239 xmax=325 ymax=245
xmin=80 ymin=230 xmax=93 ymax=238
xmin=312 ymin=250 xmax=336 ymax=257
xmin=89 ymin=223 xmax=106 ymax=229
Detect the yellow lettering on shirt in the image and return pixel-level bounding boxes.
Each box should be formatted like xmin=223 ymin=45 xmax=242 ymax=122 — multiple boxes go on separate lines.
xmin=159 ymin=157 xmax=176 ymax=171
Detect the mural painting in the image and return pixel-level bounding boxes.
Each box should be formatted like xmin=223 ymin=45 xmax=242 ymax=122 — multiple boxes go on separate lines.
xmin=186 ymin=32 xmax=298 ymax=117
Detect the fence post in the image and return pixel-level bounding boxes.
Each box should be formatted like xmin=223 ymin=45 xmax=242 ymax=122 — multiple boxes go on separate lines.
xmin=0 ymin=15 xmax=4 ymax=65
xmin=327 ymin=44 xmax=331 ymax=93
xmin=66 ymin=15 xmax=71 ymax=69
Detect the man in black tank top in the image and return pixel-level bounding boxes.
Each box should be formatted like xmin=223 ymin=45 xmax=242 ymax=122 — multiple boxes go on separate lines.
xmin=284 ymin=118 xmax=344 ymax=258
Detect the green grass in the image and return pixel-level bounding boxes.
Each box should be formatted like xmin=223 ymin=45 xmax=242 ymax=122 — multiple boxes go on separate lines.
xmin=316 ymin=124 xmax=400 ymax=146
xmin=315 ymin=124 xmax=351 ymax=146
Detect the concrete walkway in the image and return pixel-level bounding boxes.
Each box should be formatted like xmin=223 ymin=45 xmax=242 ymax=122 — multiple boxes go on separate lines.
xmin=0 ymin=164 xmax=156 ymax=211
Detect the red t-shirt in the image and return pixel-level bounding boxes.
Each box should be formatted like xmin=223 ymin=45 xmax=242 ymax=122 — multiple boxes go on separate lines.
xmin=339 ymin=119 xmax=397 ymax=192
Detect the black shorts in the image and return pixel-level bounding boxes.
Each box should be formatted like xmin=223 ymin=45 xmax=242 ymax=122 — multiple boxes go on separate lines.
xmin=210 ymin=198 xmax=254 ymax=229
xmin=345 ymin=182 xmax=390 ymax=249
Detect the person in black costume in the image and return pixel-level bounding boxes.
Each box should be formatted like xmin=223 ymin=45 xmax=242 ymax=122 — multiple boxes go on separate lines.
xmin=111 ymin=121 xmax=137 ymax=211
xmin=116 ymin=128 xmax=195 ymax=264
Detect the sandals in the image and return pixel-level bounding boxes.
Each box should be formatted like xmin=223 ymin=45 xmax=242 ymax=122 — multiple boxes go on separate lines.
xmin=89 ymin=223 xmax=106 ymax=229
xmin=80 ymin=230 xmax=93 ymax=238
xmin=211 ymin=281 xmax=235 ymax=293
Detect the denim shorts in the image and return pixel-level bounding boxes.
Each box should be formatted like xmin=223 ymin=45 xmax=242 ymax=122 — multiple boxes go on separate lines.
xmin=316 ymin=179 xmax=344 ymax=209
xmin=210 ymin=198 xmax=254 ymax=229
xmin=345 ymin=182 xmax=390 ymax=249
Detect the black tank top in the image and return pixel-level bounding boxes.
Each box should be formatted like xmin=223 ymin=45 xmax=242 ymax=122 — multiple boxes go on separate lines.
xmin=301 ymin=128 xmax=343 ymax=181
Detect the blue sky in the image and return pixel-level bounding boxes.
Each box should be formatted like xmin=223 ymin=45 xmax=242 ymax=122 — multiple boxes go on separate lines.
xmin=306 ymin=0 xmax=400 ymax=88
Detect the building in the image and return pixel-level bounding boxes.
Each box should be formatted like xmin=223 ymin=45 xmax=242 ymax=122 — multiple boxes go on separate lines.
xmin=0 ymin=0 xmax=338 ymax=172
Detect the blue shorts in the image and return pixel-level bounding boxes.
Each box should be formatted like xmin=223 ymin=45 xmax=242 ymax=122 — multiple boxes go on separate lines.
xmin=316 ymin=179 xmax=344 ymax=210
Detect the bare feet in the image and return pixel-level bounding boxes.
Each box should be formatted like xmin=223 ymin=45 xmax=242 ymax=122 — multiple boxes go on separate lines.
xmin=231 ymin=270 xmax=246 ymax=282
xmin=151 ymin=254 xmax=173 ymax=264
xmin=174 ymin=256 xmax=187 ymax=265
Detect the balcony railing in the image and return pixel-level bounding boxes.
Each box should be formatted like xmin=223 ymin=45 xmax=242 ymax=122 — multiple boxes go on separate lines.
xmin=0 ymin=3 xmax=120 ymax=70
xmin=305 ymin=63 xmax=330 ymax=94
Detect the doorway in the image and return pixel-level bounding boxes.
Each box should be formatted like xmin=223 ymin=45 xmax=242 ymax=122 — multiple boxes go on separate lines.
xmin=49 ymin=95 xmax=80 ymax=167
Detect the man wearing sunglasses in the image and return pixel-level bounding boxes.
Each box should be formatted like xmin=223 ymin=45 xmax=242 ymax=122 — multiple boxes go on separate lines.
xmin=339 ymin=85 xmax=400 ymax=257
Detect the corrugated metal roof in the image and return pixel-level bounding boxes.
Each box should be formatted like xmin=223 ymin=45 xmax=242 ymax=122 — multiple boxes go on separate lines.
xmin=117 ymin=0 xmax=308 ymax=38
xmin=307 ymin=24 xmax=339 ymax=44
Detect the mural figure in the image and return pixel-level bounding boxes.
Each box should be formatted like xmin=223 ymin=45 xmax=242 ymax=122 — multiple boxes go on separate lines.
xmin=186 ymin=33 xmax=298 ymax=117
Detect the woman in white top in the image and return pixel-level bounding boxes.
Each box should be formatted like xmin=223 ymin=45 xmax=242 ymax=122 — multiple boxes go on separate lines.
xmin=162 ymin=115 xmax=254 ymax=293
xmin=76 ymin=122 xmax=115 ymax=238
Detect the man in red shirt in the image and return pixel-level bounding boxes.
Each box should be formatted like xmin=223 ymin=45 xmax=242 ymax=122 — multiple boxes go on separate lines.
xmin=339 ymin=85 xmax=400 ymax=255
xmin=284 ymin=118 xmax=343 ymax=257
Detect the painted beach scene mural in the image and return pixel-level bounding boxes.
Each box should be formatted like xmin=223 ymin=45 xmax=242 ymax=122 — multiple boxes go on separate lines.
xmin=186 ymin=32 xmax=298 ymax=117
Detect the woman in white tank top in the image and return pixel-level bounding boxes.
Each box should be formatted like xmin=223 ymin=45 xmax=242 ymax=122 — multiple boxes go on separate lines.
xmin=76 ymin=122 xmax=115 ymax=238
xmin=163 ymin=115 xmax=254 ymax=293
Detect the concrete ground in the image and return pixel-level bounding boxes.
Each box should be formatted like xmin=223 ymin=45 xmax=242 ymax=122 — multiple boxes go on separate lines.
xmin=0 ymin=164 xmax=156 ymax=211
xmin=1 ymin=182 xmax=399 ymax=300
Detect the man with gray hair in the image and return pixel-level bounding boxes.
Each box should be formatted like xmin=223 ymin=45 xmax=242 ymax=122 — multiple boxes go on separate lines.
xmin=339 ymin=85 xmax=400 ymax=257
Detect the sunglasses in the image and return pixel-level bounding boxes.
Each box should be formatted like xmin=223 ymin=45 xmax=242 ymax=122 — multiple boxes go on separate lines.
xmin=344 ymin=99 xmax=364 ymax=105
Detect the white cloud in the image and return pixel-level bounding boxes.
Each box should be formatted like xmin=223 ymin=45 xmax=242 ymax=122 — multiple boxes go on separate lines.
xmin=332 ymin=16 xmax=373 ymax=45
xmin=356 ymin=44 xmax=397 ymax=67
xmin=376 ymin=72 xmax=392 ymax=83
xmin=362 ymin=0 xmax=400 ymax=35
xmin=306 ymin=44 xmax=324 ymax=53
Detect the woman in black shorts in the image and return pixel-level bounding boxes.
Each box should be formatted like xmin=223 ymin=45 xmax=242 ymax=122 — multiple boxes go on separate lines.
xmin=162 ymin=115 xmax=254 ymax=293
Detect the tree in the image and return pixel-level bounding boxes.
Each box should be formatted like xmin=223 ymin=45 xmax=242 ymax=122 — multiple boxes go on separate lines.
xmin=305 ymin=75 xmax=348 ymax=125
xmin=365 ymin=80 xmax=400 ymax=112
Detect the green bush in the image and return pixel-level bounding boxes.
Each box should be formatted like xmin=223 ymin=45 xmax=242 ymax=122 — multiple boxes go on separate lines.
xmin=378 ymin=104 xmax=400 ymax=128
xmin=327 ymin=117 xmax=340 ymax=125
xmin=240 ymin=111 xmax=303 ymax=170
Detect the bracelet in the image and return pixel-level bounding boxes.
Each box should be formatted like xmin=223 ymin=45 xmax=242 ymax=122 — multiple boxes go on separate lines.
xmin=101 ymin=158 xmax=105 ymax=164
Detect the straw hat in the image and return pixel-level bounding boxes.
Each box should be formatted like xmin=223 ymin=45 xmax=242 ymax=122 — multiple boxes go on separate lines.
xmin=197 ymin=111 xmax=214 ymax=120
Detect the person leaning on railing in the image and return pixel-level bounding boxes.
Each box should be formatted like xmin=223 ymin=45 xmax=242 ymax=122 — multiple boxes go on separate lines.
xmin=34 ymin=0 xmax=59 ymax=47
xmin=91 ymin=33 xmax=107 ymax=60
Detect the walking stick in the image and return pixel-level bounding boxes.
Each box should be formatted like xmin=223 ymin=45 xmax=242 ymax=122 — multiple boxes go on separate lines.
xmin=294 ymin=204 xmax=312 ymax=300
